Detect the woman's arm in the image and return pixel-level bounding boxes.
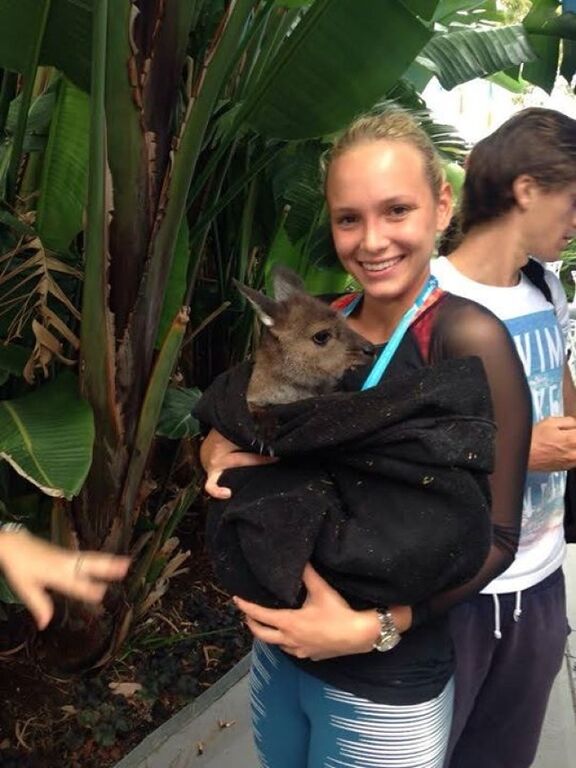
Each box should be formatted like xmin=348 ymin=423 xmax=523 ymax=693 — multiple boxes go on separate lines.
xmin=235 ymin=564 xmax=412 ymax=661
xmin=412 ymin=299 xmax=532 ymax=625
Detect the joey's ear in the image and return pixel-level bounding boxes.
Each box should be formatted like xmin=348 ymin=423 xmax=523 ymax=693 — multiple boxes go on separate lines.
xmin=234 ymin=280 xmax=279 ymax=327
xmin=270 ymin=265 xmax=306 ymax=301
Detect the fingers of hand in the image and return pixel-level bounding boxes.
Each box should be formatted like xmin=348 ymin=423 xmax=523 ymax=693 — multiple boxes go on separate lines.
xmin=56 ymin=576 xmax=108 ymax=604
xmin=76 ymin=553 xmax=131 ymax=581
xmin=245 ymin=617 xmax=284 ymax=644
xmin=234 ymin=596 xmax=287 ymax=628
xmin=13 ymin=583 xmax=53 ymax=630
xmin=279 ymin=644 xmax=310 ymax=659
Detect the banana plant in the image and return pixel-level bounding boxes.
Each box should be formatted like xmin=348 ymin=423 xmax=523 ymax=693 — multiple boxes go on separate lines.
xmin=2 ymin=0 xmax=568 ymax=669
xmin=0 ymin=0 xmax=445 ymax=669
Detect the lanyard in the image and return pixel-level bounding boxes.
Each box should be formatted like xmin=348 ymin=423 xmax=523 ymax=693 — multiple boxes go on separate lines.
xmin=341 ymin=275 xmax=438 ymax=390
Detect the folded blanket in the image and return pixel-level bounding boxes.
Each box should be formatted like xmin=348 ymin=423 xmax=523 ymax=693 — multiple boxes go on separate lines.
xmin=195 ymin=356 xmax=495 ymax=609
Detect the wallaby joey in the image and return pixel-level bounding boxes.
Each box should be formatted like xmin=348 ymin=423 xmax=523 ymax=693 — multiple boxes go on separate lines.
xmin=235 ymin=266 xmax=375 ymax=417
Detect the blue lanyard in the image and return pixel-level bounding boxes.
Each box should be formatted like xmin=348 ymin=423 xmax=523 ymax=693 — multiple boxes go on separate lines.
xmin=342 ymin=275 xmax=438 ymax=390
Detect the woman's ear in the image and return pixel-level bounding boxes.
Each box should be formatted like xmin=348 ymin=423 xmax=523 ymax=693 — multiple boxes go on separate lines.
xmin=436 ymin=181 xmax=453 ymax=233
xmin=512 ymin=174 xmax=539 ymax=211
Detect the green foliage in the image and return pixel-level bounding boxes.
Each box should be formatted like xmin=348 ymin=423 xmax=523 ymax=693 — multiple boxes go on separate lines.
xmin=0 ymin=0 xmax=549 ymax=670
xmin=0 ymin=373 xmax=93 ymax=499
xmin=157 ymin=388 xmax=202 ymax=440
xmin=419 ymin=25 xmax=536 ymax=90
xmin=63 ymin=678 xmax=134 ymax=751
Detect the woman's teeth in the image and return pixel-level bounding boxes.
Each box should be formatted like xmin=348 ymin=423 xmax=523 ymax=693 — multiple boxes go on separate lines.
xmin=361 ymin=256 xmax=402 ymax=272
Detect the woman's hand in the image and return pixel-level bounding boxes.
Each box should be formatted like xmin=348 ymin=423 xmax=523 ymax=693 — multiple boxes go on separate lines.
xmin=235 ymin=564 xmax=410 ymax=661
xmin=200 ymin=428 xmax=277 ymax=499
xmin=0 ymin=529 xmax=130 ymax=630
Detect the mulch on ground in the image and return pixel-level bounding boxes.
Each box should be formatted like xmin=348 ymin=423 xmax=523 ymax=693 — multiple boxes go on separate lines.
xmin=0 ymin=512 xmax=252 ymax=768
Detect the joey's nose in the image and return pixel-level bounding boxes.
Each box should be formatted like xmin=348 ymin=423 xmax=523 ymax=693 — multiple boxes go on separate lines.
xmin=362 ymin=342 xmax=376 ymax=358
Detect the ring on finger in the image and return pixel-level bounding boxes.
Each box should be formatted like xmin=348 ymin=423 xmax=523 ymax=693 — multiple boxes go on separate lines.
xmin=74 ymin=554 xmax=86 ymax=577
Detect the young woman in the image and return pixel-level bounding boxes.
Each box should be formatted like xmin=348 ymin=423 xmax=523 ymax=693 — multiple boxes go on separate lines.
xmin=433 ymin=107 xmax=576 ymax=768
xmin=200 ymin=109 xmax=531 ymax=768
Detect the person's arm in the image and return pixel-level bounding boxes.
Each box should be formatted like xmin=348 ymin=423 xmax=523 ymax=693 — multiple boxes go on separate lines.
xmin=235 ymin=563 xmax=411 ymax=661
xmin=0 ymin=527 xmax=130 ymax=629
xmin=563 ymin=361 xmax=576 ymax=416
xmin=528 ymin=273 xmax=576 ymax=470
xmin=411 ymin=300 xmax=531 ymax=625
xmin=527 ymin=364 xmax=576 ymax=471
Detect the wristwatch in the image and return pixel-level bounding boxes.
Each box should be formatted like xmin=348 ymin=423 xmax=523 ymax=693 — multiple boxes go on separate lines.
xmin=373 ymin=609 xmax=401 ymax=652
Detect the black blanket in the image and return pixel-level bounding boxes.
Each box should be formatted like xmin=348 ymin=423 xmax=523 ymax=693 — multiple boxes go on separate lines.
xmin=195 ymin=356 xmax=495 ymax=609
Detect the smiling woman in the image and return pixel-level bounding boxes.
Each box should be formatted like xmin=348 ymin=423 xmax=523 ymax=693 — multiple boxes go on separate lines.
xmin=199 ymin=107 xmax=532 ymax=768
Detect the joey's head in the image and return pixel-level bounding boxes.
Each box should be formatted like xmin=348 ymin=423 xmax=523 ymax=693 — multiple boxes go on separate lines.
xmin=235 ymin=266 xmax=374 ymax=405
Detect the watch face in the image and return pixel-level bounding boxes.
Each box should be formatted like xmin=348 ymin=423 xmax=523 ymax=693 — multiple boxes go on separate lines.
xmin=375 ymin=632 xmax=400 ymax=652
xmin=373 ymin=612 xmax=401 ymax=652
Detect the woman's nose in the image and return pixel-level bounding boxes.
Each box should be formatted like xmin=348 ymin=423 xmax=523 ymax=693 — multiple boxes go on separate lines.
xmin=361 ymin=222 xmax=390 ymax=253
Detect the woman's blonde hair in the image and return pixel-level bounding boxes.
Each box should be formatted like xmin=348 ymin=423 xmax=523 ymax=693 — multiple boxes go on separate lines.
xmin=322 ymin=108 xmax=444 ymax=198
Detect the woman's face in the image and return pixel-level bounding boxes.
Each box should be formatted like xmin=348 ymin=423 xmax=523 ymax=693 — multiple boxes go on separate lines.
xmin=326 ymin=140 xmax=452 ymax=304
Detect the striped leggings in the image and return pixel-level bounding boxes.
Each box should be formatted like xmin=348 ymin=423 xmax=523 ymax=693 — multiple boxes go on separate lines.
xmin=250 ymin=640 xmax=454 ymax=768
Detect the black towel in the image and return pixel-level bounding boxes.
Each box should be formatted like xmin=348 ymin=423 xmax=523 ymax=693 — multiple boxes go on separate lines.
xmin=195 ymin=356 xmax=495 ymax=609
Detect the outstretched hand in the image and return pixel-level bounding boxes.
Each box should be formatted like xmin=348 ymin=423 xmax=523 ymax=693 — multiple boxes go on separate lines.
xmin=200 ymin=428 xmax=277 ymax=499
xmin=234 ymin=564 xmax=382 ymax=661
xmin=0 ymin=529 xmax=130 ymax=630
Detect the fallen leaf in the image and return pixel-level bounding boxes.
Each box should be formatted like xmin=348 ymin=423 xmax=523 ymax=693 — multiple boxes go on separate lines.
xmin=109 ymin=681 xmax=143 ymax=698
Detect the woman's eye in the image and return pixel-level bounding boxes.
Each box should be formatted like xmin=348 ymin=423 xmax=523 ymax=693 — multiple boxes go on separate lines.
xmin=312 ymin=330 xmax=332 ymax=346
xmin=388 ymin=205 xmax=410 ymax=218
xmin=336 ymin=214 xmax=358 ymax=227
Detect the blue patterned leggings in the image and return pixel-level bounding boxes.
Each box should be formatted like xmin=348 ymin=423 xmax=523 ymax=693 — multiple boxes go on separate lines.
xmin=250 ymin=640 xmax=454 ymax=768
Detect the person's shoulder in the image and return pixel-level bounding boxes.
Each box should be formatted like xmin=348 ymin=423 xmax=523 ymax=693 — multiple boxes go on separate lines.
xmin=436 ymin=292 xmax=512 ymax=347
xmin=439 ymin=291 xmax=502 ymax=321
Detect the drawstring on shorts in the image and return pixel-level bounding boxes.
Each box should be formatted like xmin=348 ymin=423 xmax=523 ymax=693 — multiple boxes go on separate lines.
xmin=513 ymin=591 xmax=523 ymax=621
xmin=492 ymin=594 xmax=502 ymax=639
xmin=492 ymin=591 xmax=523 ymax=639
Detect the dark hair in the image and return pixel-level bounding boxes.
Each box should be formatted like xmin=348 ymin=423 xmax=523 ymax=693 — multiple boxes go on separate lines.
xmin=458 ymin=107 xmax=576 ymax=235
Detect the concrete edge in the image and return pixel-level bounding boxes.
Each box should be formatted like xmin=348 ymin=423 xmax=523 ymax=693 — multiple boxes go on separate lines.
xmin=113 ymin=654 xmax=251 ymax=768
xmin=567 ymin=635 xmax=576 ymax=715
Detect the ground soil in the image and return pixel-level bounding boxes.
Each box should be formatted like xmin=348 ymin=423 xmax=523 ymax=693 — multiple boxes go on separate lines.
xmin=0 ymin=508 xmax=252 ymax=768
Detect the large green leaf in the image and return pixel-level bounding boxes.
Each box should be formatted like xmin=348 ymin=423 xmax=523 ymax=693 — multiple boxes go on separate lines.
xmin=522 ymin=0 xmax=561 ymax=93
xmin=402 ymin=0 xmax=441 ymax=19
xmin=156 ymin=218 xmax=190 ymax=347
xmin=5 ymin=89 xmax=56 ymax=153
xmin=36 ymin=77 xmax=90 ymax=251
xmin=244 ymin=0 xmax=432 ymax=139
xmin=0 ymin=373 xmax=94 ymax=499
xmin=157 ymin=387 xmax=202 ymax=440
xmin=120 ymin=310 xmax=189 ymax=519
xmin=0 ymin=0 xmax=92 ymax=92
xmin=418 ymin=24 xmax=536 ymax=89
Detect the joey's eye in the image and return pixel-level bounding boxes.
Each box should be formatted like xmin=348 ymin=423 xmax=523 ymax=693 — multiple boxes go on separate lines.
xmin=312 ymin=330 xmax=332 ymax=346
